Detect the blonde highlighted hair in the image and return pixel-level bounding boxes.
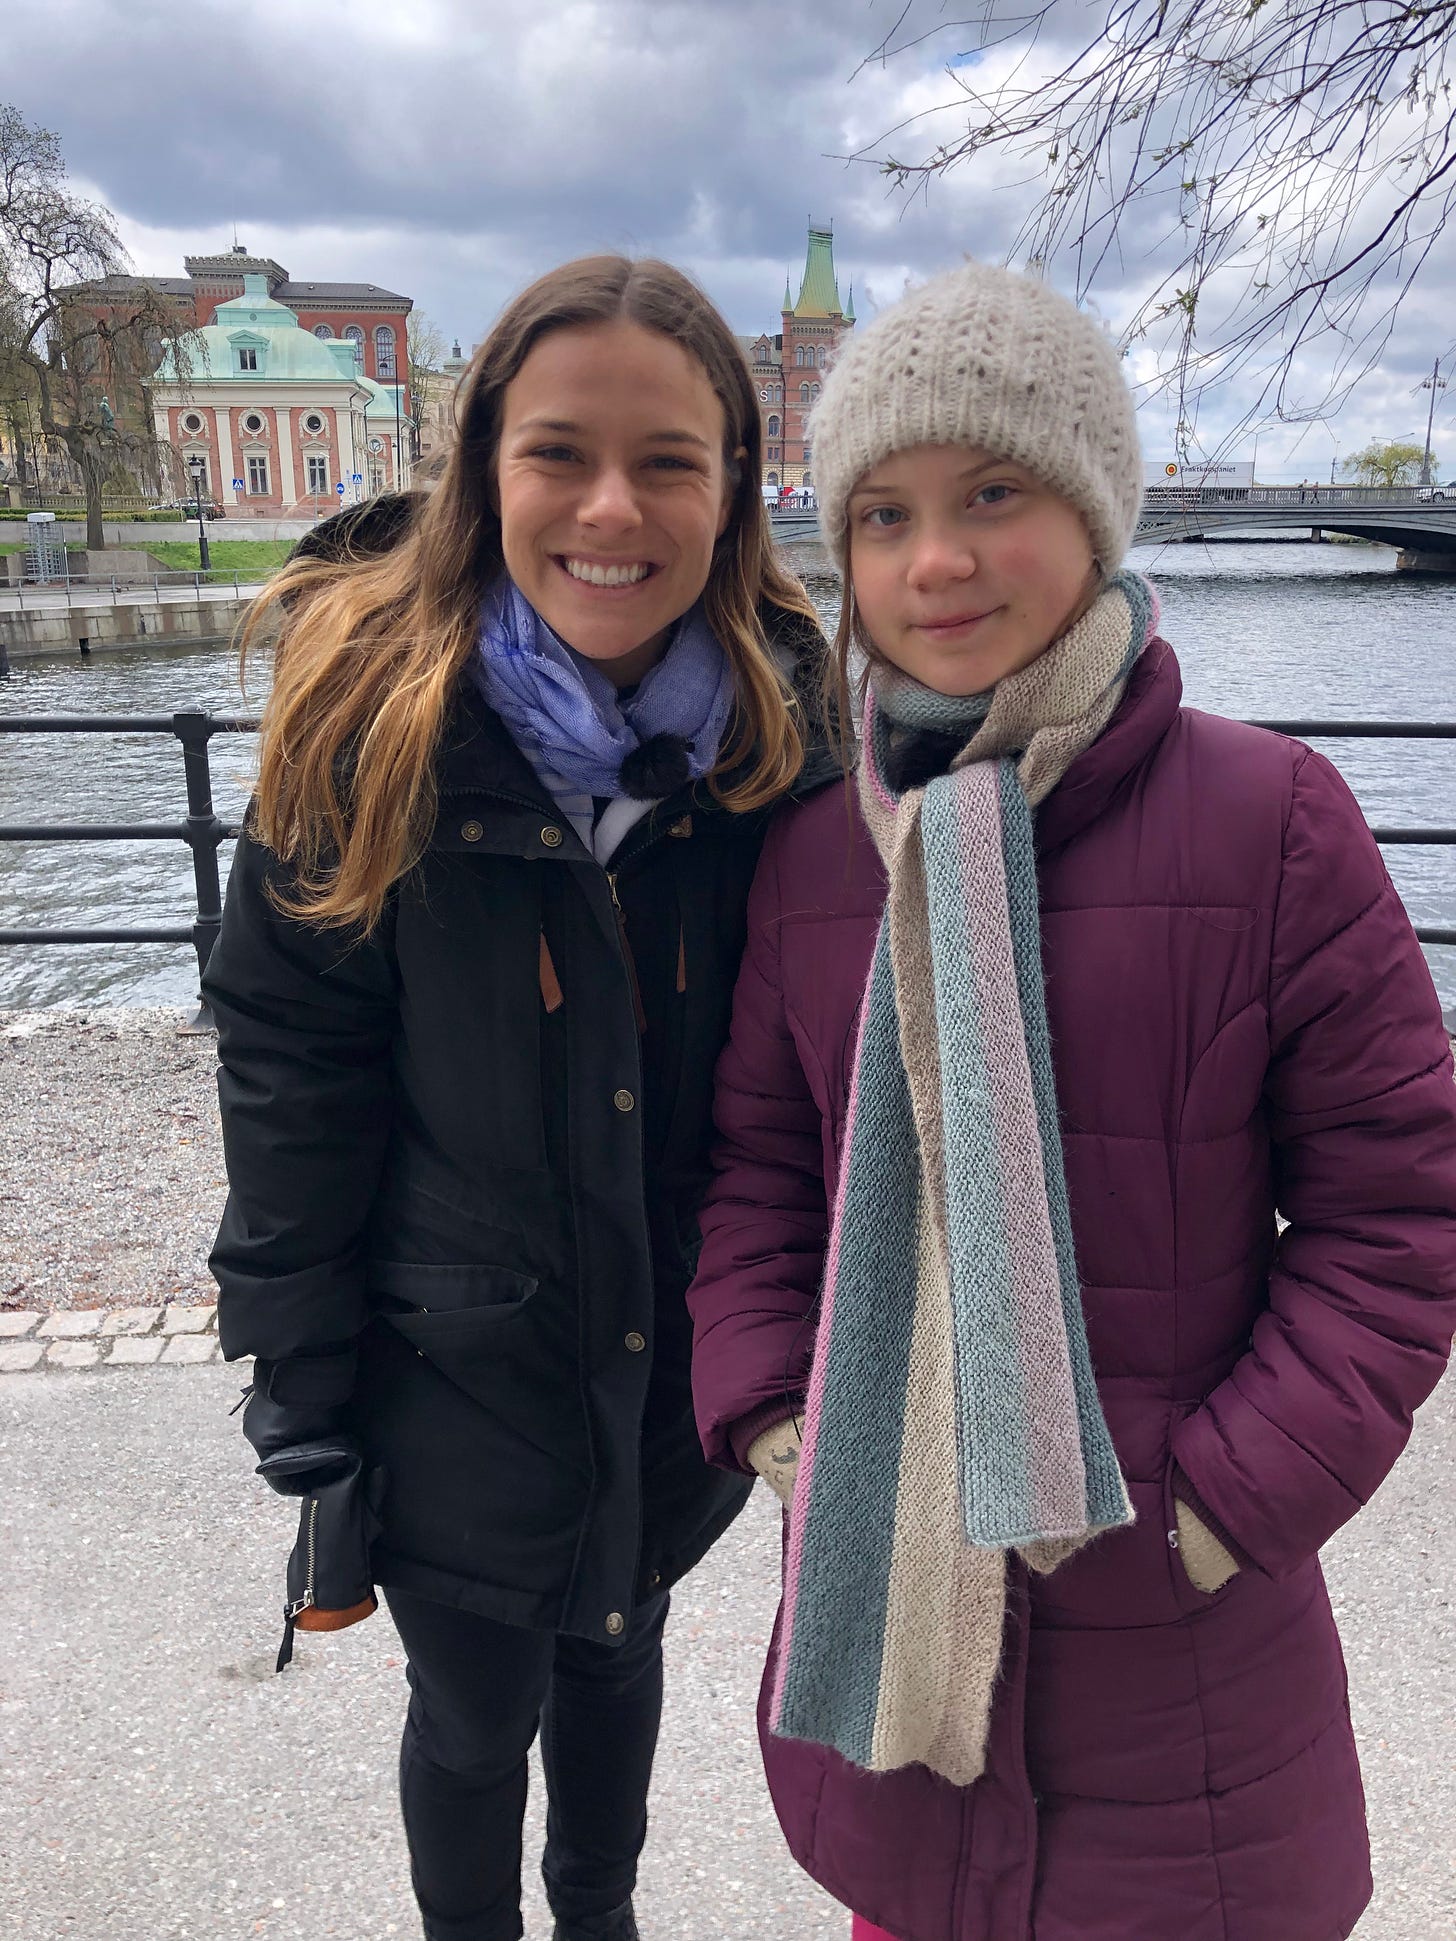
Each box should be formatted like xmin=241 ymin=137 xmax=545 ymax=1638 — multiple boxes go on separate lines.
xmin=240 ymin=255 xmax=819 ymax=931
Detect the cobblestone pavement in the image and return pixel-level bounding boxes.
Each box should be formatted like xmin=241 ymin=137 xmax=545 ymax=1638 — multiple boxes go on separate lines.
xmin=0 ymin=1362 xmax=1451 ymax=1941
xmin=0 ymin=1300 xmax=222 ymax=1371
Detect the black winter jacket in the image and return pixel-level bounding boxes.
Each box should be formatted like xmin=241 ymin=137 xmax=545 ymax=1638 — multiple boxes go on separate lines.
xmin=206 ymin=625 xmax=830 ymax=1642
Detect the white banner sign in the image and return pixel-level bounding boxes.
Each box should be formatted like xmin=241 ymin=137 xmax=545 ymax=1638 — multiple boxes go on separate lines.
xmin=1145 ymin=461 xmax=1255 ymax=488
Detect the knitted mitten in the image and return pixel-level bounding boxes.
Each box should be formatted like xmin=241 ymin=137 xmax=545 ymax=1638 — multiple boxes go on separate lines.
xmin=746 ymin=1419 xmax=803 ymax=1507
xmin=1175 ymin=1499 xmax=1240 ymax=1593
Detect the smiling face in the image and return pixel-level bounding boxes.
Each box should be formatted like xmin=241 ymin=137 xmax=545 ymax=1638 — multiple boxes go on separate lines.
xmin=495 ymin=318 xmax=736 ymax=686
xmin=847 ymin=443 xmax=1099 ymax=695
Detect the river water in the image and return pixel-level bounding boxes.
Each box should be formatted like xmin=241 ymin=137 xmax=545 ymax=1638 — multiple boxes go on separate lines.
xmin=1 ymin=539 xmax=1452 ymax=1009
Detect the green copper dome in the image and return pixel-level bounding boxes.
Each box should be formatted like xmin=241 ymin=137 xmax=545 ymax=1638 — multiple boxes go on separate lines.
xmin=794 ymin=227 xmax=843 ymax=319
xmin=153 ymin=273 xmax=403 ymax=407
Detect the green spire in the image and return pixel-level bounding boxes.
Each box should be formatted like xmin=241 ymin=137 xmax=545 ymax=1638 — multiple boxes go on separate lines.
xmin=782 ymin=269 xmax=793 ymax=311
xmin=845 ymin=279 xmax=856 ymax=323
xmin=794 ymin=224 xmax=842 ymax=319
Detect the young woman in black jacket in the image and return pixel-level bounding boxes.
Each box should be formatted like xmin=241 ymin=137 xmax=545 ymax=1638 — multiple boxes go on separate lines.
xmin=204 ymin=255 xmax=828 ymax=1941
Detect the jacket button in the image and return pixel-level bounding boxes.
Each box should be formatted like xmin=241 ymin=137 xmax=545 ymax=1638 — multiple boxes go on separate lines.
xmin=541 ymin=825 xmax=563 ymax=849
xmin=646 ymin=1569 xmax=661 ymax=1589
xmin=460 ymin=820 xmax=483 ymax=842
xmin=605 ymin=1611 xmax=625 ymax=1636
xmin=613 ymin=1089 xmax=635 ymax=1113
xmin=624 ymin=1330 xmax=646 ymax=1353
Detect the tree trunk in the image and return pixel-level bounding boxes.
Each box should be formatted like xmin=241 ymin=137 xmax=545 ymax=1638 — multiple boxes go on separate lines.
xmin=82 ymin=455 xmax=104 ymax=550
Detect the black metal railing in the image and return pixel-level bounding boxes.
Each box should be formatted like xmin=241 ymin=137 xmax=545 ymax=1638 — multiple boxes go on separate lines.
xmin=0 ymin=712 xmax=1450 ymax=1030
xmin=0 ymin=710 xmax=259 ymax=1032
xmin=2 ymin=571 xmax=262 ymax=605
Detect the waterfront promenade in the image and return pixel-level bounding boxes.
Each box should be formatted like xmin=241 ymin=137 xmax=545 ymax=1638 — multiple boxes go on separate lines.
xmin=0 ymin=1007 xmax=1452 ymax=1939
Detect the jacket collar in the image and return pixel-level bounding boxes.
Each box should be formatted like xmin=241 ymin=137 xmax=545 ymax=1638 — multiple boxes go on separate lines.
xmin=1033 ymin=636 xmax=1183 ymax=857
xmin=435 ymin=672 xmax=557 ymax=810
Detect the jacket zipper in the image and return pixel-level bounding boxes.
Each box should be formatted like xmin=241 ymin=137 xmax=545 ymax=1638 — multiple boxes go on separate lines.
xmin=285 ymin=1497 xmax=320 ymax=1621
xmin=276 ymin=1496 xmax=319 ymax=1674
xmin=606 ymin=871 xmax=648 ymax=1033
xmin=441 ymin=779 xmax=689 ymax=1033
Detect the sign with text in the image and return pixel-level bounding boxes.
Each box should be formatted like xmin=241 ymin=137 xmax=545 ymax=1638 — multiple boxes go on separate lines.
xmin=1145 ymin=461 xmax=1255 ymax=489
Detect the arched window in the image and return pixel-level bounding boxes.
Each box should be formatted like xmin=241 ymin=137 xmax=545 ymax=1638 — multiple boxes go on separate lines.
xmin=802 ymin=470 xmax=812 ymax=488
xmin=818 ymin=345 xmax=829 ymax=367
xmin=793 ymin=345 xmax=804 ymax=367
xmin=799 ymin=382 xmax=811 ymax=403
xmin=374 ymin=324 xmax=396 ymax=378
xmin=767 ymin=414 xmax=780 ymax=437
xmin=313 ymin=324 xmax=332 ymax=339
xmin=343 ymin=325 xmax=364 ymax=372
xmin=810 ymin=382 xmax=821 ymax=401
xmin=766 ymin=470 xmax=779 ymax=486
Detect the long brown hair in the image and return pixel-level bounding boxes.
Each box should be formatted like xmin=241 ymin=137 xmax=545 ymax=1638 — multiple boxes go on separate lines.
xmin=240 ymin=255 xmax=818 ymax=931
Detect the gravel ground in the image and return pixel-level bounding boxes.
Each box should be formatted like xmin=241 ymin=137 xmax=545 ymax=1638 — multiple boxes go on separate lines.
xmin=0 ymin=1008 xmax=223 ymax=1311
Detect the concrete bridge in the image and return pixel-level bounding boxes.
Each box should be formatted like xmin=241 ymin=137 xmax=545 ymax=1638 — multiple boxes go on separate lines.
xmin=771 ymin=484 xmax=1456 ymax=569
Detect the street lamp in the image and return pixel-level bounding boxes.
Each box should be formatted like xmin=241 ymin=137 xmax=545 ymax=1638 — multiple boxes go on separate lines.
xmin=1419 ymin=358 xmax=1446 ymax=488
xmin=187 ymin=453 xmax=211 ymax=571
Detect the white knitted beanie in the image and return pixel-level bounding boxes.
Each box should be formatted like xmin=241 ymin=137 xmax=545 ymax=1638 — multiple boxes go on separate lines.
xmin=811 ymin=262 xmax=1143 ymax=574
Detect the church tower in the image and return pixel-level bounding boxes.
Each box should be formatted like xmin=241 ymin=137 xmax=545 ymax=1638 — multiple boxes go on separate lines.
xmin=780 ymin=223 xmax=853 ymax=492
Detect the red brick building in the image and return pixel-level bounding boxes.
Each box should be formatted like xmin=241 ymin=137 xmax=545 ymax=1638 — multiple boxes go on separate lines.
xmin=742 ymin=225 xmax=855 ymax=494
xmin=85 ymin=243 xmax=413 ymax=410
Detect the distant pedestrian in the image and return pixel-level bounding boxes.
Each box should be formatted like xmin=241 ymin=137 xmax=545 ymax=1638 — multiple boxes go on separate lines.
xmin=205 ymin=253 xmax=830 ymax=1941
xmin=688 ymin=262 xmax=1456 ymax=1940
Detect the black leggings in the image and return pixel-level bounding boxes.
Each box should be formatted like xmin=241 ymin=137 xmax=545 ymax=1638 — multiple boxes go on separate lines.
xmin=384 ymin=1586 xmax=670 ymax=1941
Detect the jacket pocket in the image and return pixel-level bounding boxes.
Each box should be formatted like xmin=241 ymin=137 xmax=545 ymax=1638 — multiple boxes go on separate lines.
xmin=369 ymin=1260 xmax=539 ymax=1318
xmin=1161 ymin=1412 xmax=1238 ymax=1614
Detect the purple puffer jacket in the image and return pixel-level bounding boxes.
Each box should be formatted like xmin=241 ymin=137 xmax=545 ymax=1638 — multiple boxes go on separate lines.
xmin=688 ymin=641 xmax=1456 ymax=1941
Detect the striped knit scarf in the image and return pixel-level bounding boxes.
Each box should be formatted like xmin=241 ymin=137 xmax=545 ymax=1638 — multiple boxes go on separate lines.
xmin=772 ymin=570 xmax=1156 ymax=1785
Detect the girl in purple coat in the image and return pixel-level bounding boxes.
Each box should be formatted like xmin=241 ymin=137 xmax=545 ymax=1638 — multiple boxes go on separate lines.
xmin=686 ymin=263 xmax=1456 ymax=1941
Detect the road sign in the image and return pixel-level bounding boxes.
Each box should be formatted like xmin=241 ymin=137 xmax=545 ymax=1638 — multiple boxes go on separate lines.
xmin=351 ymin=472 xmax=362 ymax=483
xmin=336 ymin=482 xmax=346 ymax=496
xmin=232 ymin=478 xmax=245 ymax=491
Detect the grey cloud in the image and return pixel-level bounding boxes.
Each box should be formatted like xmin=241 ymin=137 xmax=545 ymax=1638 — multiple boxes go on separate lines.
xmin=15 ymin=0 xmax=1044 ymax=308
xmin=10 ymin=0 xmax=1454 ymax=470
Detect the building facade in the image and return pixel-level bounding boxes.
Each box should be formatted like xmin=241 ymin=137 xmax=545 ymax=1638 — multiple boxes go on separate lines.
xmin=83 ymin=243 xmax=414 ymax=408
xmin=149 ymin=276 xmax=410 ymax=518
xmin=741 ymin=225 xmax=855 ymax=493
xmin=413 ymin=339 xmax=473 ymax=467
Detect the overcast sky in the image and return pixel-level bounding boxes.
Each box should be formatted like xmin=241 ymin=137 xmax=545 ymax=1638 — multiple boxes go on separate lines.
xmin=13 ymin=0 xmax=1456 ymax=479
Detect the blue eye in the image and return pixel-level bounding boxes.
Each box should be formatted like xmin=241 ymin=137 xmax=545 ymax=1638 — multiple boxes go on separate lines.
xmin=973 ymin=483 xmax=1015 ymax=506
xmin=862 ymin=505 xmax=906 ymax=528
xmin=646 ymin=454 xmax=696 ymax=471
xmin=530 ymin=444 xmax=577 ymax=462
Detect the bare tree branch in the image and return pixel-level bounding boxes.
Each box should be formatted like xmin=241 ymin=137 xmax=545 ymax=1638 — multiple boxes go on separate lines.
xmin=0 ymin=101 xmax=197 ymax=545
xmin=849 ymin=2 xmax=1456 ymax=435
xmin=406 ymin=311 xmax=447 ymax=459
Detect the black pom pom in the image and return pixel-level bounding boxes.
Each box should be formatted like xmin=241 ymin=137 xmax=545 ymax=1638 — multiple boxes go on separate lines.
xmin=619 ymin=733 xmax=693 ymax=800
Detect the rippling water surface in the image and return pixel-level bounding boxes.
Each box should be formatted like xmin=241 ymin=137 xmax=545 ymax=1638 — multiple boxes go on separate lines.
xmin=1 ymin=539 xmax=1452 ymax=1008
